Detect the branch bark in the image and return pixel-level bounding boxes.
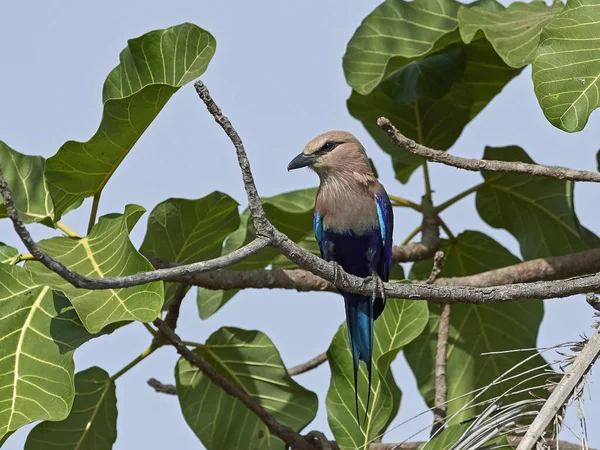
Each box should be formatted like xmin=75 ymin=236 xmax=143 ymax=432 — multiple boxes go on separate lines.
xmin=431 ymin=302 xmax=450 ymax=436
xmin=517 ymin=325 xmax=600 ymax=450
xmin=378 ymin=117 xmax=600 ymax=183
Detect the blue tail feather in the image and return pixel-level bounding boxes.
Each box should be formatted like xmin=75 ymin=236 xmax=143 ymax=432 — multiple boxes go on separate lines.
xmin=344 ymin=292 xmax=375 ymax=425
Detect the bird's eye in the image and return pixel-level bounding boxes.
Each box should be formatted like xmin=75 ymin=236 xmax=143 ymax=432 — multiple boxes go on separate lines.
xmin=320 ymin=141 xmax=337 ymax=152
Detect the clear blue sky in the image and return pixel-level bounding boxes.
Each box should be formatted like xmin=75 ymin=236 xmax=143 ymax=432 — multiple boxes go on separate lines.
xmin=1 ymin=0 xmax=598 ymax=448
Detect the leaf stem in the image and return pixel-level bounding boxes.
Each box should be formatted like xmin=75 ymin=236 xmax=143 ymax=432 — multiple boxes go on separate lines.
xmin=142 ymin=322 xmax=158 ymax=337
xmin=111 ymin=346 xmax=157 ymax=382
xmin=181 ymin=340 xmax=205 ymax=348
xmin=401 ymin=224 xmax=423 ymax=246
xmin=87 ymin=192 xmax=102 ymax=235
xmin=435 ymin=181 xmax=486 ymax=213
xmin=18 ymin=253 xmax=35 ymax=262
xmin=438 ymin=217 xmax=456 ymax=242
xmin=389 ymin=195 xmax=422 ymax=212
xmin=56 ymin=222 xmax=81 ymax=238
xmin=423 ymin=161 xmax=433 ymax=201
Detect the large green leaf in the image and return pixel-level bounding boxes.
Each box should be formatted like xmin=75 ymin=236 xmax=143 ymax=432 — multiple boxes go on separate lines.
xmin=45 ymin=23 xmax=216 ymax=219
xmin=0 ymin=243 xmax=19 ymax=265
xmin=196 ymin=188 xmax=317 ymax=319
xmin=459 ymin=1 xmax=564 ymax=68
xmin=326 ymin=286 xmax=429 ymax=450
xmin=24 ymin=367 xmax=117 ymax=450
xmin=343 ymin=0 xmax=462 ymax=95
xmin=348 ymin=38 xmax=521 ymax=183
xmin=404 ymin=231 xmax=548 ymax=424
xmin=176 ymin=327 xmax=317 ymax=450
xmin=140 ymin=192 xmax=240 ymax=301
xmin=532 ymin=0 xmax=600 ymax=132
xmin=28 ymin=204 xmax=163 ymax=333
xmin=0 ymin=264 xmax=99 ymax=440
xmin=0 ymin=143 xmax=54 ymax=225
xmin=476 ymin=146 xmax=600 ymax=260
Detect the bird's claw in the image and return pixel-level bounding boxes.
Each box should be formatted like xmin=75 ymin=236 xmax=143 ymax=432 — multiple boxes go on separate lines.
xmin=330 ymin=261 xmax=341 ymax=288
xmin=369 ymin=274 xmax=385 ymax=300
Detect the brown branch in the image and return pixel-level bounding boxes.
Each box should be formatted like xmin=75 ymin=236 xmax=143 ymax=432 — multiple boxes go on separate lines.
xmin=147 ymin=378 xmax=177 ymax=395
xmin=517 ymin=324 xmax=600 ymax=450
xmin=431 ymin=303 xmax=450 ymax=436
xmin=174 ymin=247 xmax=600 ymax=298
xmin=152 ymin=283 xmax=189 ymax=347
xmin=288 ymin=352 xmax=328 ymax=376
xmin=426 ymin=251 xmax=445 ymax=285
xmin=378 ymin=117 xmax=600 ymax=183
xmin=153 ymin=318 xmax=314 ymax=450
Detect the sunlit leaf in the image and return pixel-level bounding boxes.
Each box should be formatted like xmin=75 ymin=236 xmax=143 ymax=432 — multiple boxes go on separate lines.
xmin=532 ymin=0 xmax=600 ymax=132
xmin=459 ymin=1 xmax=563 ymax=68
xmin=176 ymin=327 xmax=317 ymax=450
xmin=0 ymin=264 xmax=100 ymax=440
xmin=196 ymin=188 xmax=317 ymax=319
xmin=405 ymin=231 xmax=548 ymax=424
xmin=343 ymin=0 xmax=462 ymax=95
xmin=24 ymin=367 xmax=117 ymax=450
xmin=326 ymin=277 xmax=429 ymax=450
xmin=0 ymin=142 xmax=54 ymax=225
xmin=46 ymin=23 xmax=216 ymax=219
xmin=0 ymin=243 xmax=19 ymax=265
xmin=28 ymin=204 xmax=163 ymax=333
xmin=476 ymin=146 xmax=600 ymax=260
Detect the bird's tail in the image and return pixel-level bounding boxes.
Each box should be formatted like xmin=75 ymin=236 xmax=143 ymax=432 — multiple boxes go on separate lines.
xmin=344 ymin=292 xmax=374 ymax=426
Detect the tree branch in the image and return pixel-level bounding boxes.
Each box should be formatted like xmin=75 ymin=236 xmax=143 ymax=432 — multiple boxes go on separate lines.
xmin=517 ymin=324 xmax=600 ymax=450
xmin=377 ymin=117 xmax=600 ymax=183
xmin=288 ymin=352 xmax=328 ymax=376
xmin=431 ymin=302 xmax=450 ymax=436
xmin=153 ymin=318 xmax=314 ymax=450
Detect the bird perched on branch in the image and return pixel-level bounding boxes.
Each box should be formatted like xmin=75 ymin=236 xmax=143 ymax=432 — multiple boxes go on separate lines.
xmin=287 ymin=131 xmax=393 ymax=424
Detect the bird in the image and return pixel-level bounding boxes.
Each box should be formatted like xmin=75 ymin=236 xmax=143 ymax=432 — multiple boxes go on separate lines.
xmin=287 ymin=131 xmax=393 ymax=424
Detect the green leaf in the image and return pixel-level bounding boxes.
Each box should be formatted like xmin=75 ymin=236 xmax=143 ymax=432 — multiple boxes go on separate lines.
xmin=348 ymin=39 xmax=521 ymax=183
xmin=196 ymin=188 xmax=317 ymax=319
xmin=326 ymin=287 xmax=429 ymax=450
xmin=343 ymin=0 xmax=462 ymax=95
xmin=45 ymin=23 xmax=216 ymax=219
xmin=28 ymin=204 xmax=163 ymax=333
xmin=176 ymin=327 xmax=317 ymax=450
xmin=459 ymin=1 xmax=564 ymax=68
xmin=0 ymin=264 xmax=100 ymax=440
xmin=0 ymin=243 xmax=19 ymax=265
xmin=476 ymin=146 xmax=600 ymax=260
xmin=404 ymin=231 xmax=548 ymax=424
xmin=421 ymin=423 xmax=469 ymax=450
xmin=0 ymin=142 xmax=54 ymax=225
xmin=24 ymin=367 xmax=117 ymax=450
xmin=532 ymin=0 xmax=600 ymax=132
xmin=140 ymin=192 xmax=240 ymax=301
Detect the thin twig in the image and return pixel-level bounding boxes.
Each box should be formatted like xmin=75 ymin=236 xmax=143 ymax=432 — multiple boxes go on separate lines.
xmin=152 ymin=283 xmax=189 ymax=347
xmin=288 ymin=352 xmax=328 ymax=376
xmin=378 ymin=117 xmax=600 ymax=183
xmin=147 ymin=378 xmax=177 ymax=395
xmin=153 ymin=318 xmax=313 ymax=450
xmin=426 ymin=251 xmax=445 ymax=284
xmin=517 ymin=325 xmax=600 ymax=450
xmin=431 ymin=302 xmax=450 ymax=436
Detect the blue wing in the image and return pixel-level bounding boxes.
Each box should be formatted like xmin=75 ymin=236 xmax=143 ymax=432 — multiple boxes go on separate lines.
xmin=314 ymin=212 xmax=324 ymax=255
xmin=374 ymin=192 xmax=393 ymax=319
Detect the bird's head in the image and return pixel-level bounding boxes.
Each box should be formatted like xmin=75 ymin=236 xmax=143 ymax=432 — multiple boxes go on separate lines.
xmin=287 ymin=131 xmax=371 ymax=175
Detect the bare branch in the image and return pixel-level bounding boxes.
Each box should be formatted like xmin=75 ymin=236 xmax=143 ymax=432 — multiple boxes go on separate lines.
xmin=517 ymin=325 xmax=600 ymax=450
xmin=153 ymin=318 xmax=314 ymax=450
xmin=194 ymin=80 xmax=272 ymax=236
xmin=152 ymin=283 xmax=189 ymax=347
xmin=147 ymin=378 xmax=177 ymax=395
xmin=431 ymin=302 xmax=450 ymax=436
xmin=288 ymin=352 xmax=328 ymax=376
xmin=378 ymin=117 xmax=600 ymax=183
xmin=426 ymin=251 xmax=445 ymax=285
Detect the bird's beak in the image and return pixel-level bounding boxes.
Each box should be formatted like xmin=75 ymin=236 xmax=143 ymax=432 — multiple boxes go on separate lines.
xmin=287 ymin=153 xmax=316 ymax=171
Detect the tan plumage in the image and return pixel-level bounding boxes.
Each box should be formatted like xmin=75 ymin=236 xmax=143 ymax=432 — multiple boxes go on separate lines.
xmin=301 ymin=131 xmax=384 ymax=233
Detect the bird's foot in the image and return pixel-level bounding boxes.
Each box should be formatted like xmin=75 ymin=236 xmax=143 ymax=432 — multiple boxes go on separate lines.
xmin=369 ymin=274 xmax=386 ymax=301
xmin=330 ymin=261 xmax=341 ymax=288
